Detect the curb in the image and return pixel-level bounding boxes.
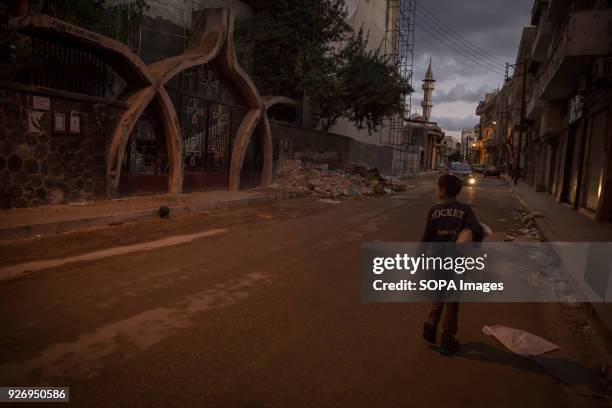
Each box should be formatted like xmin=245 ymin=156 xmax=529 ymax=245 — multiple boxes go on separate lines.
xmin=0 ymin=191 xmax=302 ymax=241
xmin=511 ymin=180 xmax=565 ymax=244
xmin=512 ymin=182 xmax=612 ymax=339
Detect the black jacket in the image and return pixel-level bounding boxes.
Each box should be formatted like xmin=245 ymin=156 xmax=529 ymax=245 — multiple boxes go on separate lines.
xmin=420 ymin=199 xmax=484 ymax=243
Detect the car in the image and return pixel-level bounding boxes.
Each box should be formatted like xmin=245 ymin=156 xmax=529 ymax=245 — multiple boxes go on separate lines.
xmin=471 ymin=164 xmax=485 ymax=173
xmin=448 ymin=162 xmax=476 ymax=185
xmin=483 ymin=165 xmax=501 ymax=178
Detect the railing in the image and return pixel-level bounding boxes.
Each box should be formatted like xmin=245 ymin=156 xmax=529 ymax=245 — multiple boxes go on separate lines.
xmin=30 ymin=35 xmax=107 ymax=97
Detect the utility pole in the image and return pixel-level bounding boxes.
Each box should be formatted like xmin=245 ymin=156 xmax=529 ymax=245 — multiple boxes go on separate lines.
xmin=460 ymin=129 xmax=465 ymax=162
xmin=515 ymin=61 xmax=527 ymax=185
xmin=507 ymin=61 xmax=527 ymax=185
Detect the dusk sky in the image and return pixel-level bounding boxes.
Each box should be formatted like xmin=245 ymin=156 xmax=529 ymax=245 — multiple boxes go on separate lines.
xmin=409 ymin=0 xmax=534 ymax=138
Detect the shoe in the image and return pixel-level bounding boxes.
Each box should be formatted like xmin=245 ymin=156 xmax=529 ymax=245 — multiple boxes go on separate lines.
xmin=438 ymin=338 xmax=461 ymax=355
xmin=422 ymin=322 xmax=437 ymax=343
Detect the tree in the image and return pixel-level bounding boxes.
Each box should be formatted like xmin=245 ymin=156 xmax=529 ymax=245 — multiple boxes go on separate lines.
xmin=235 ymin=0 xmax=408 ymax=133
xmin=337 ymin=28 xmax=407 ymax=132
xmin=235 ymin=0 xmax=349 ymax=98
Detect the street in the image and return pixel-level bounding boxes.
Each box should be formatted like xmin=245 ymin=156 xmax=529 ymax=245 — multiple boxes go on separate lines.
xmin=0 ymin=175 xmax=609 ymax=407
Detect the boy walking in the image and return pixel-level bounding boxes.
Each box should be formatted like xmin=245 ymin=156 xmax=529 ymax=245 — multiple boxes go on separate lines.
xmin=420 ymin=173 xmax=483 ymax=355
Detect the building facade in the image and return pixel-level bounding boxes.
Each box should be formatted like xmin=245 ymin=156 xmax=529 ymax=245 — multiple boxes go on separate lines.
xmin=460 ymin=129 xmax=476 ymax=163
xmin=475 ymin=91 xmax=499 ymax=166
xmin=525 ymin=0 xmax=612 ymax=221
xmin=476 ymin=0 xmax=612 ymax=223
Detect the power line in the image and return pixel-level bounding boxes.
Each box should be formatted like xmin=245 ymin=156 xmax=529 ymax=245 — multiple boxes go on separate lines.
xmin=415 ymin=1 xmax=507 ymax=67
xmin=415 ymin=25 xmax=506 ymax=77
xmin=419 ymin=15 xmax=505 ymax=75
xmin=415 ymin=1 xmax=507 ymax=66
xmin=414 ymin=32 xmax=501 ymax=81
xmin=415 ymin=13 xmax=506 ymax=73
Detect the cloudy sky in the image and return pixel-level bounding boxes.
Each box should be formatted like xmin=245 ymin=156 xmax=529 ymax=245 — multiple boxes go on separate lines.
xmin=409 ymin=0 xmax=533 ymax=138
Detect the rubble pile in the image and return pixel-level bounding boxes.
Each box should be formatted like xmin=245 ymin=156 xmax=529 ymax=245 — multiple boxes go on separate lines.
xmin=272 ymin=160 xmax=407 ymax=199
xmin=504 ymin=209 xmax=545 ymax=242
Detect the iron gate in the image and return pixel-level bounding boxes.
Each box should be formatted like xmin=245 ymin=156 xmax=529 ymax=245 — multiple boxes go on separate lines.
xmin=167 ymin=63 xmax=248 ymax=191
xmin=119 ymin=107 xmax=169 ymax=195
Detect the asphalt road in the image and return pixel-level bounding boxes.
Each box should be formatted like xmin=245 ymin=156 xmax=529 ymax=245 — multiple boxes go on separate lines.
xmin=0 ymin=175 xmax=610 ymax=407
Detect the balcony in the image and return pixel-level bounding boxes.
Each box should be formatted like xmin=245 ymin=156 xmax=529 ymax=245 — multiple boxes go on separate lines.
xmin=531 ymin=0 xmax=547 ymax=25
xmin=535 ymin=9 xmax=612 ymax=101
xmin=484 ymin=139 xmax=499 ymax=150
xmin=539 ymin=101 xmax=563 ymax=139
xmin=526 ymin=90 xmax=545 ymax=120
xmin=527 ymin=19 xmax=552 ymax=74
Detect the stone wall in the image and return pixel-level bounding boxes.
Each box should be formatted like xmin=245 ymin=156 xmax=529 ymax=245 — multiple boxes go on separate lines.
xmin=270 ymin=121 xmax=395 ymax=175
xmin=0 ymin=84 xmax=125 ymax=208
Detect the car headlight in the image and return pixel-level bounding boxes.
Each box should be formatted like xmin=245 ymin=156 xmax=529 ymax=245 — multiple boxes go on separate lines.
xmin=468 ymin=178 xmax=476 ymax=185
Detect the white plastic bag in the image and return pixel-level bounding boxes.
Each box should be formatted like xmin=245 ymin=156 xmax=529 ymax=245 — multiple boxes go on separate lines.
xmin=482 ymin=325 xmax=561 ymax=357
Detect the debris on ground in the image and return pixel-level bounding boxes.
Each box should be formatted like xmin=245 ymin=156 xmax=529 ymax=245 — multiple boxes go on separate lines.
xmin=521 ymin=211 xmax=544 ymax=224
xmin=482 ymin=324 xmax=561 ymax=357
xmin=483 ymin=325 xmax=610 ymax=397
xmin=508 ymin=208 xmax=545 ymax=241
xmin=69 ymin=201 xmax=95 ymax=207
xmin=272 ymin=160 xmax=407 ymax=198
xmin=319 ymin=199 xmax=342 ymax=204
xmin=519 ymin=227 xmax=539 ymax=236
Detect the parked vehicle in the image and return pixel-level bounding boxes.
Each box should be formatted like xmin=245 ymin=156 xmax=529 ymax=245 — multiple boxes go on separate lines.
xmin=471 ymin=164 xmax=485 ymax=173
xmin=448 ymin=162 xmax=476 ymax=185
xmin=484 ymin=165 xmax=501 ymax=178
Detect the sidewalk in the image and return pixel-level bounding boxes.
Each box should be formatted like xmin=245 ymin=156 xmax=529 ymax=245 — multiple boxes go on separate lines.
xmin=513 ymin=179 xmax=612 ymax=336
xmin=0 ymin=189 xmax=302 ymax=241
xmin=0 ymin=169 xmax=436 ymax=242
xmin=513 ymin=180 xmax=612 ymax=241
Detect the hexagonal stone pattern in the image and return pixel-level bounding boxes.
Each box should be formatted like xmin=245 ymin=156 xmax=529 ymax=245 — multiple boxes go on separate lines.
xmin=0 ymin=91 xmax=123 ymax=208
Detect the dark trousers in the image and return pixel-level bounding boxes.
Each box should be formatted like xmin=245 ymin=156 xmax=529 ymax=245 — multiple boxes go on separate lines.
xmin=428 ymin=302 xmax=459 ymax=341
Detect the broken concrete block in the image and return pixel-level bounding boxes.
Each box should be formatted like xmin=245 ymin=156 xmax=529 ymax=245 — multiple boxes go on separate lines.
xmin=521 ymin=211 xmax=544 ymax=224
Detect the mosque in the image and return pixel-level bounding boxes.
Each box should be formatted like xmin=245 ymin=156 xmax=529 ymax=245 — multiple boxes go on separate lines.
xmin=402 ymin=59 xmax=446 ymax=172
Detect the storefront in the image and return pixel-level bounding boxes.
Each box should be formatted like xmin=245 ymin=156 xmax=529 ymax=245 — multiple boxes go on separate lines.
xmin=556 ymin=91 xmax=612 ymax=221
xmin=581 ymin=109 xmax=608 ymax=212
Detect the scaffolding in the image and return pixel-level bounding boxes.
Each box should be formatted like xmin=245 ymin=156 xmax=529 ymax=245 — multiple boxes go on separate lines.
xmin=381 ymin=0 xmax=417 ymax=176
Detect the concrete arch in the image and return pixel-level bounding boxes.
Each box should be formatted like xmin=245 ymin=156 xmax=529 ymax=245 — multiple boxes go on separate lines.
xmin=261 ymin=95 xmax=300 ymax=111
xmin=108 ymin=8 xmax=228 ymax=196
xmin=220 ymin=13 xmax=272 ymax=190
xmin=11 ymin=8 xmax=273 ymax=196
xmin=9 ymin=14 xmax=155 ymax=87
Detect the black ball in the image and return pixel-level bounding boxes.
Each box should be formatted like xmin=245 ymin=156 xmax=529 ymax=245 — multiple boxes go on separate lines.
xmin=158 ymin=205 xmax=170 ymax=218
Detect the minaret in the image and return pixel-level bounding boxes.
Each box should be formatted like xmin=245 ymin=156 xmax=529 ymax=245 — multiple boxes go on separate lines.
xmin=422 ymin=58 xmax=435 ymax=122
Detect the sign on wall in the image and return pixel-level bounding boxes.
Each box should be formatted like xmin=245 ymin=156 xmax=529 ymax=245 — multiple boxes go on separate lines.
xmin=69 ymin=111 xmax=81 ymax=134
xmin=54 ymin=113 xmax=66 ymax=132
xmin=32 ymin=95 xmax=50 ymax=110
xmin=27 ymin=110 xmax=45 ymax=134
xmin=569 ymin=95 xmax=584 ymax=124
